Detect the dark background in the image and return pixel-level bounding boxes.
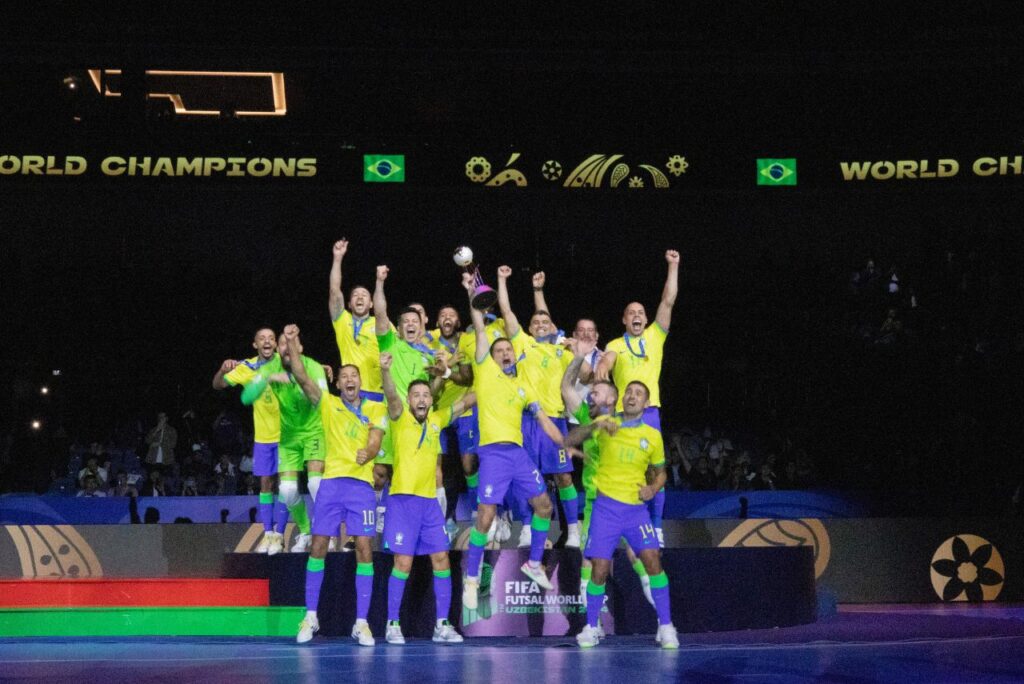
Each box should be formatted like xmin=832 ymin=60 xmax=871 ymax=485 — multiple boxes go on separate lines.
xmin=2 ymin=3 xmax=1023 ymax=512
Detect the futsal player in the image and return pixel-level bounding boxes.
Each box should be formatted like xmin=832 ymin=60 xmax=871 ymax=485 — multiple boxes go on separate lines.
xmin=255 ymin=324 xmax=329 ymax=552
xmin=566 ymin=380 xmax=680 ymax=649
xmin=429 ymin=305 xmax=469 ymax=525
xmin=594 ymin=249 xmax=680 ymax=546
xmin=212 ymin=328 xmax=288 ymax=554
xmin=496 ymin=267 xmax=580 ymax=548
xmin=459 ymin=271 xmax=565 ymax=610
xmin=379 ymin=352 xmax=472 ymax=644
xmin=289 ymin=354 xmax=386 ymax=646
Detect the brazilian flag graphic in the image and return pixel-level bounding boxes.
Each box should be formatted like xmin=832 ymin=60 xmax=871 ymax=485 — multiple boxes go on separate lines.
xmin=364 ymin=155 xmax=405 ymax=182
xmin=757 ymin=158 xmax=797 ymax=186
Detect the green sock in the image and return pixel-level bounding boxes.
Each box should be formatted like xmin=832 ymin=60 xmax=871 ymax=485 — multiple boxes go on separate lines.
xmin=306 ymin=557 xmax=325 ymax=572
xmin=466 ymin=473 xmax=479 ymax=487
xmin=581 ymin=566 xmax=592 ymax=581
xmin=531 ymin=516 xmax=551 ymax=533
xmin=259 ymin=492 xmax=274 ymax=505
xmin=288 ymin=498 xmax=310 ymax=534
xmin=649 ymin=571 xmax=669 ymax=589
xmin=632 ymin=558 xmax=648 ymax=578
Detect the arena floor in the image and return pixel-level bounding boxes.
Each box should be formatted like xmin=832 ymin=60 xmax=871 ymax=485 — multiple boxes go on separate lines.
xmin=3 ymin=605 xmax=1023 ymax=682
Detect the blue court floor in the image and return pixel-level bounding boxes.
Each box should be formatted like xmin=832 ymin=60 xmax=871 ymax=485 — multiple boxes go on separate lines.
xmin=3 ymin=606 xmax=1024 ymax=683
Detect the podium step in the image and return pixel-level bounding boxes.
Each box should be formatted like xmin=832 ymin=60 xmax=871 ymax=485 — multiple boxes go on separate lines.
xmin=0 ymin=578 xmax=269 ymax=608
xmin=0 ymin=606 xmax=304 ymax=637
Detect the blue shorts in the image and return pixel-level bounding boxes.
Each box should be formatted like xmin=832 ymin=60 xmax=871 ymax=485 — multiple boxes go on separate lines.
xmin=381 ymin=493 xmax=449 ymax=556
xmin=522 ymin=414 xmax=571 ymax=475
xmin=642 ymin=406 xmax=661 ymax=432
xmin=477 ymin=443 xmax=546 ymax=506
xmin=456 ymin=411 xmax=479 ymax=455
xmin=252 ymin=442 xmax=279 ymax=477
xmin=311 ymin=477 xmax=377 ymax=538
xmin=584 ymin=494 xmax=660 ymax=560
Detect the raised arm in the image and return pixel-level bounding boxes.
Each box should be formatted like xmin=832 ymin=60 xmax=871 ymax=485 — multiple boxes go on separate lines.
xmin=380 ymin=352 xmax=403 ymax=420
xmin=655 ymin=249 xmax=680 ymax=331
xmin=594 ymin=349 xmax=617 ymax=383
xmin=496 ymin=265 xmax=521 ymax=338
xmin=212 ymin=358 xmax=238 ymax=390
xmin=450 ymin=391 xmax=477 ymax=417
xmin=462 ymin=272 xmax=489 ymax=364
xmin=284 ymin=325 xmax=322 ymax=406
xmin=560 ymin=338 xmax=592 ymax=416
xmin=373 ymin=265 xmax=391 ymax=335
xmin=329 ymin=239 xmax=348 ymax=321
xmin=532 ymin=271 xmax=551 ymax=325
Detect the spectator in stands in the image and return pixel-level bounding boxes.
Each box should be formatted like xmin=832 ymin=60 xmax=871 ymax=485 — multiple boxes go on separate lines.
xmin=181 ymin=476 xmax=199 ymax=496
xmin=727 ymin=462 xmax=752 ymax=491
xmin=110 ymin=472 xmax=139 ymax=497
xmin=776 ymin=460 xmax=800 ymax=490
xmin=142 ymin=469 xmax=168 ymax=496
xmin=145 ymin=411 xmax=177 ymax=468
xmin=240 ymin=472 xmax=259 ymax=495
xmin=77 ymin=456 xmax=108 ymax=489
xmin=684 ymin=455 xmax=720 ymax=491
xmin=76 ymin=474 xmax=106 ymax=497
xmin=752 ymin=462 xmax=776 ymax=490
xmin=238 ymin=451 xmax=254 ymax=476
xmin=214 ymin=454 xmax=238 ymax=494
xmin=876 ymin=307 xmax=904 ymax=344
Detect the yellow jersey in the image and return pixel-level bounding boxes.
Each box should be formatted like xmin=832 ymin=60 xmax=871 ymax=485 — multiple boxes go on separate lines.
xmin=390 ymin=405 xmax=454 ymax=498
xmin=511 ymin=331 xmax=574 ymax=416
xmin=594 ymin=416 xmax=665 ymax=505
xmin=430 ymin=332 xmax=469 ymax=415
xmin=332 ymin=310 xmax=383 ymax=394
xmin=225 ymin=356 xmax=281 ymax=444
xmin=604 ymin=322 xmax=667 ymax=411
xmin=319 ymin=395 xmax=388 ymax=483
xmin=473 ymin=352 xmax=539 ymax=447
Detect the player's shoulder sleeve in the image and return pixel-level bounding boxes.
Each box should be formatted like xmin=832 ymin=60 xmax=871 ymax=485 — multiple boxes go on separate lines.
xmin=332 ymin=308 xmax=352 ymax=327
xmin=319 ymin=393 xmax=337 ymax=420
xmin=366 ymin=400 xmax=388 ymax=431
xmin=224 ymin=358 xmax=257 ymax=386
xmin=605 ymin=336 xmax=625 ymax=354
xmin=433 ymin=405 xmax=455 ymax=430
xmin=559 ymin=346 xmax=575 ymax=369
xmin=377 ymin=328 xmax=396 ymax=351
xmin=510 ymin=329 xmax=531 ymax=355
xmin=305 ymin=357 xmax=329 ymax=388
xmin=646 ymin=427 xmax=666 ymax=466
xmin=518 ymin=382 xmax=540 ymax=411
xmin=648 ymin=321 xmax=668 ymax=342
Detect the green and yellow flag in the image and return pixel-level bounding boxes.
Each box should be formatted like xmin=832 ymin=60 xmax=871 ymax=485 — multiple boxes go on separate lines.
xmin=364 ymin=155 xmax=405 ymax=183
xmin=757 ymin=158 xmax=797 ymax=186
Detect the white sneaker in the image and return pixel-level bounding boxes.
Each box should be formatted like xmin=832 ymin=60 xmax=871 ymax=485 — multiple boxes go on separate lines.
xmin=596 ymin=620 xmax=606 ymax=640
xmin=291 ymin=532 xmax=312 ymax=553
xmin=518 ymin=524 xmax=532 ymax=548
xmin=656 ymin=527 xmax=665 ymax=549
xmin=256 ymin=532 xmax=272 ymax=553
xmin=462 ymin=577 xmax=480 ymax=611
xmin=565 ymin=527 xmax=581 ymax=549
xmin=266 ymin=532 xmax=284 ymax=556
xmin=385 ymin=620 xmax=405 ymax=645
xmin=497 ymin=513 xmax=512 ymax=543
xmin=638 ymin=573 xmax=655 ymax=606
xmin=576 ymin=624 xmax=600 ymax=648
xmin=375 ymin=506 xmax=386 ymax=534
xmin=351 ymin=620 xmax=375 ymax=646
xmin=656 ymin=623 xmax=680 ymax=649
xmin=520 ymin=562 xmax=553 ymax=590
xmin=432 ymin=621 xmax=464 ymax=643
xmin=296 ymin=614 xmax=319 ymax=644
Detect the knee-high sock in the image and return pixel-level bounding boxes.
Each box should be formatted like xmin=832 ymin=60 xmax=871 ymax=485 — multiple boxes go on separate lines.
xmin=586 ymin=581 xmax=606 ymax=628
xmin=466 ymin=472 xmax=479 ymax=513
xmin=388 ymin=568 xmax=408 ymax=622
xmin=433 ymin=569 xmax=452 ymax=621
xmin=274 ymin=497 xmax=290 ymax=534
xmin=559 ymin=485 xmax=579 ymax=527
xmin=466 ymin=527 xmax=488 ymax=580
xmin=305 ymin=556 xmax=325 ymax=613
xmin=307 ymin=474 xmax=322 ymax=502
xmin=279 ymin=477 xmax=310 ymax=534
xmin=650 ymin=571 xmax=672 ymax=625
xmin=355 ymin=562 xmax=374 ymax=620
xmin=258 ymin=492 xmax=274 ymax=532
xmin=647 ymin=488 xmax=665 ymax=529
xmin=529 ymin=516 xmax=550 ymax=563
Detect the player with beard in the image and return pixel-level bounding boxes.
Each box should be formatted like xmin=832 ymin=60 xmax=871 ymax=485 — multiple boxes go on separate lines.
xmin=379 ymin=352 xmax=473 ymax=644
xmin=594 ymin=249 xmax=679 ymax=547
xmin=459 ymin=272 xmax=566 ymax=610
xmin=330 ymin=239 xmax=382 ymax=399
xmin=495 ymin=267 xmax=579 ymax=548
xmin=213 ymin=328 xmax=288 ymax=554
xmin=290 ymin=354 xmax=386 ymax=646
xmin=566 ymin=380 xmax=679 ymax=650
xmin=428 ymin=305 xmax=468 ymax=524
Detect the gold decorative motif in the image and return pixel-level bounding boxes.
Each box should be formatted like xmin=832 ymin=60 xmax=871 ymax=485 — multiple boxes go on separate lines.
xmin=466 ymin=157 xmax=492 ymax=183
xmin=628 ymin=176 xmax=644 ymax=188
xmin=485 ymin=169 xmax=528 ymax=187
xmin=639 ymin=164 xmax=670 ymax=188
xmin=666 ymin=155 xmax=689 ymax=176
xmin=609 ymin=163 xmax=630 ymax=188
xmin=718 ymin=518 xmax=831 ymax=579
xmin=4 ymin=524 xmax=103 ymax=578
xmin=541 ymin=160 xmax=563 ymax=181
xmin=563 ymin=154 xmax=624 ymax=188
xmin=930 ymin=534 xmax=1004 ymax=602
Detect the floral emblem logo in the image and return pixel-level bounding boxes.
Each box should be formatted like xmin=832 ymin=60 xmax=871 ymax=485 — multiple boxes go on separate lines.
xmin=930 ymin=534 xmax=1004 ymax=602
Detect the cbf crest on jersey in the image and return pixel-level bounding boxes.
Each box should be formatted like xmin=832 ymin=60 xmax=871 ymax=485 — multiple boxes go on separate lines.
xmin=640 ymin=438 xmax=650 ymax=450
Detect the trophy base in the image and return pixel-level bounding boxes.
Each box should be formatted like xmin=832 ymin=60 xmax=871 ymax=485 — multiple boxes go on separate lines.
xmin=471 ymin=287 xmax=498 ymax=311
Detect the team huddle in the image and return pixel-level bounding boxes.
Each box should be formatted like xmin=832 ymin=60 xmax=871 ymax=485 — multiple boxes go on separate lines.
xmin=213 ymin=240 xmax=681 ymax=649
